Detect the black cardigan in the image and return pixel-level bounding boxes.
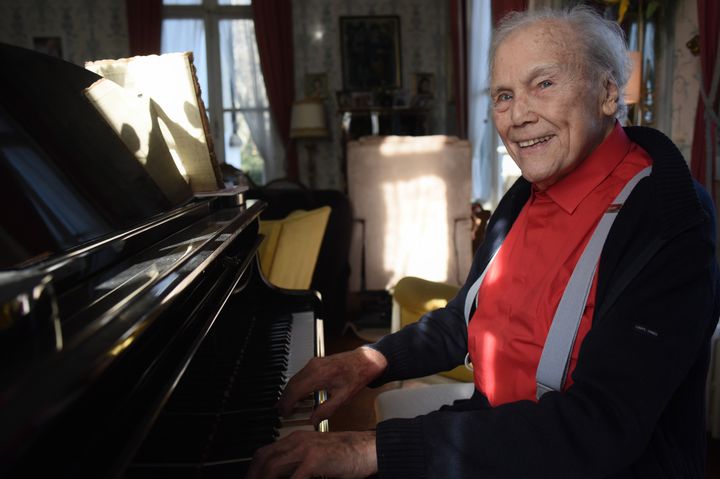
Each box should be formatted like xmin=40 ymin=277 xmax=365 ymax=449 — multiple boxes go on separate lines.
xmin=369 ymin=127 xmax=720 ymax=478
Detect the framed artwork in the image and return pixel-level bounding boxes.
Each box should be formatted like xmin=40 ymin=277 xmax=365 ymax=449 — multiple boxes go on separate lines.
xmin=305 ymin=72 xmax=328 ymax=99
xmin=339 ymin=16 xmax=402 ymax=92
xmin=32 ymin=36 xmax=63 ymax=59
xmin=335 ymin=90 xmax=352 ymax=109
xmin=410 ymin=72 xmax=435 ymax=109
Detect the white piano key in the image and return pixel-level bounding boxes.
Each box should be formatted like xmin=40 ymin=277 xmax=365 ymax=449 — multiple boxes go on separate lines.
xmin=284 ymin=310 xmax=316 ymax=382
xmin=278 ymin=312 xmax=325 ymax=429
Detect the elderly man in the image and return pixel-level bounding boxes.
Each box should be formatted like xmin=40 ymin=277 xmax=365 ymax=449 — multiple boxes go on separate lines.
xmin=249 ymin=6 xmax=719 ymax=478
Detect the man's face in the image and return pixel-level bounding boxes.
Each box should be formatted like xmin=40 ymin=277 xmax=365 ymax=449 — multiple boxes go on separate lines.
xmin=491 ymin=22 xmax=618 ymax=190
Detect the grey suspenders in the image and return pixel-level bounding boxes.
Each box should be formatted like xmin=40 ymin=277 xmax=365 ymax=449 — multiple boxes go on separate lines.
xmin=463 ymin=166 xmax=652 ymax=399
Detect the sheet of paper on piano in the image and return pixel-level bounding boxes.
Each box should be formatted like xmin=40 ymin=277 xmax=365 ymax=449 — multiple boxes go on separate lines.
xmin=84 ymin=52 xmax=224 ymax=193
xmin=81 ymin=77 xmax=192 ymax=204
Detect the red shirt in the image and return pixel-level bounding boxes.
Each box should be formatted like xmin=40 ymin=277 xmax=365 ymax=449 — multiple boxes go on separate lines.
xmin=467 ymin=123 xmax=652 ymax=406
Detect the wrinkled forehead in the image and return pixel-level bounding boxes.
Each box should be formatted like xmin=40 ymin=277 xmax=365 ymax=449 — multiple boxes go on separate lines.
xmin=491 ymin=20 xmax=585 ymax=78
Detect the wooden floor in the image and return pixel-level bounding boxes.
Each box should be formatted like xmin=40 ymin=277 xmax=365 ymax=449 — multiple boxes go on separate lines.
xmin=324 ymin=299 xmax=720 ymax=477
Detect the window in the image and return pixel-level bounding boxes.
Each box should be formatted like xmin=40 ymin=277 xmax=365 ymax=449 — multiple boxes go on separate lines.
xmin=162 ymin=0 xmax=280 ymax=184
xmin=468 ymin=0 xmax=518 ymax=209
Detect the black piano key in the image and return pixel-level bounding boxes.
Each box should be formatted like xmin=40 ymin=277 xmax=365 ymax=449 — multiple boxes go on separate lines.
xmin=128 ymin=309 xmax=316 ymax=477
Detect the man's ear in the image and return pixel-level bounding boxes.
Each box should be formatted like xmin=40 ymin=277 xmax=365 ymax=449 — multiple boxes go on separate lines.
xmin=601 ymin=77 xmax=619 ymax=117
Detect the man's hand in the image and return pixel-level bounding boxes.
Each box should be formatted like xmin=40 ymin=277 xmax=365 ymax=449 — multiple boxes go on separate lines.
xmin=246 ymin=430 xmax=378 ymax=479
xmin=279 ymin=346 xmax=388 ymax=425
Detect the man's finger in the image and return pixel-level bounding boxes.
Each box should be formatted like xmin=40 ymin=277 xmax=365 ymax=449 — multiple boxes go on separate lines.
xmin=278 ymin=384 xmax=317 ymax=417
xmin=265 ymin=456 xmax=303 ymax=479
xmin=309 ymin=395 xmax=343 ymax=425
xmin=289 ymin=455 xmax=318 ymax=479
xmin=278 ymin=362 xmax=326 ymax=413
xmin=247 ymin=432 xmax=306 ymax=478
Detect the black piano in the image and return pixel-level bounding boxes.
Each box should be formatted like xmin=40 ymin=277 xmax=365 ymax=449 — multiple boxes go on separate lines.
xmin=0 ymin=44 xmax=325 ymax=478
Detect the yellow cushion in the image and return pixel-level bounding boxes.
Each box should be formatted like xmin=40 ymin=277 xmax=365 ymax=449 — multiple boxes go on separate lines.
xmin=258 ymin=206 xmax=331 ymax=290
xmin=394 ymin=277 xmax=459 ymax=327
xmin=393 ymin=276 xmax=473 ymax=382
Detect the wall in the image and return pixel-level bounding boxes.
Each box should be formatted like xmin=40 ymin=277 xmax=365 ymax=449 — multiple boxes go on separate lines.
xmin=292 ymin=0 xmax=451 ymax=190
xmin=668 ymin=0 xmax=701 ymax=163
xmin=0 ymin=0 xmax=129 ymax=66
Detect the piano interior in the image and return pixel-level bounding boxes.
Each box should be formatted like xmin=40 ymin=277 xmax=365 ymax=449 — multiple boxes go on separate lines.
xmin=0 ymin=43 xmax=324 ymax=478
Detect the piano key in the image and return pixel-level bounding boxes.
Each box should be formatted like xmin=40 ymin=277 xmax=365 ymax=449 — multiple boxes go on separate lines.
xmin=284 ymin=310 xmax=315 ymax=382
xmin=128 ymin=307 xmax=322 ymax=476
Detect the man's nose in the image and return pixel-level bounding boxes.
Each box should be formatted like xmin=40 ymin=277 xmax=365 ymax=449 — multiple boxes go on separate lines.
xmin=510 ymin=93 xmax=537 ymax=126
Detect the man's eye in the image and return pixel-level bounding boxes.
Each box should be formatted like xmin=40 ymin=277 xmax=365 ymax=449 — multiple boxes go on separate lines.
xmin=539 ymin=80 xmax=553 ymax=88
xmin=497 ymin=93 xmax=512 ymax=102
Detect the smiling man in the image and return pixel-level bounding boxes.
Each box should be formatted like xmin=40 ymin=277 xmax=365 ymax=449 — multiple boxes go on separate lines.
xmin=248 ymin=6 xmax=720 ymax=478
xmin=491 ymin=20 xmax=618 ymax=191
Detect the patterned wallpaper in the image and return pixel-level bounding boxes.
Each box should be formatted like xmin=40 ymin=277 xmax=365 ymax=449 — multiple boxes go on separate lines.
xmin=0 ymin=0 xmax=129 ymax=66
xmin=292 ymin=0 xmax=450 ymax=190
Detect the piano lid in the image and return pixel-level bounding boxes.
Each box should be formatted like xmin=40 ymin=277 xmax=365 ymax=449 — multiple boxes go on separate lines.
xmin=0 ymin=43 xmax=194 ymax=270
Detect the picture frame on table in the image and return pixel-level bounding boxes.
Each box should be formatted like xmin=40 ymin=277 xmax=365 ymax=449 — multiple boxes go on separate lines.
xmin=335 ymin=90 xmax=353 ymax=110
xmin=410 ymin=72 xmax=435 ymax=109
xmin=351 ymin=91 xmax=373 ymax=109
xmin=32 ymin=36 xmax=63 ymax=59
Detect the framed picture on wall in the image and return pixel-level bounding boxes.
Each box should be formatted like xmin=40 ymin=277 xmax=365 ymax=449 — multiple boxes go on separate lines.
xmin=305 ymin=72 xmax=328 ymax=99
xmin=339 ymin=16 xmax=402 ymax=92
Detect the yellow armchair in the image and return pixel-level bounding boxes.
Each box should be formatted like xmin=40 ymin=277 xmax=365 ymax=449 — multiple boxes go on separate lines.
xmin=257 ymin=206 xmax=331 ymax=290
xmin=391 ymin=276 xmax=473 ymax=382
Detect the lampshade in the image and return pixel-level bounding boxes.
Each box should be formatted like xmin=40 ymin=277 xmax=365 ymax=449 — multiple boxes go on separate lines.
xmin=290 ymin=99 xmax=328 ymax=139
xmin=625 ymin=51 xmax=642 ymax=105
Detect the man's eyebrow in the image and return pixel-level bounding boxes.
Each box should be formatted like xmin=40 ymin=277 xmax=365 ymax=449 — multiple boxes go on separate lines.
xmin=489 ymin=85 xmax=505 ymax=97
xmin=526 ymin=64 xmax=564 ymax=81
xmin=490 ymin=64 xmax=564 ymax=95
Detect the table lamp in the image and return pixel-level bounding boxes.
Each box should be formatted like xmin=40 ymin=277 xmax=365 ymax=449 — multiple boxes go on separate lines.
xmin=290 ymin=99 xmax=329 ymax=188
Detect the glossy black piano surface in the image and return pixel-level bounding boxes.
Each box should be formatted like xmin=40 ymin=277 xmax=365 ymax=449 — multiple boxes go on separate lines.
xmin=0 ymin=44 xmax=324 ymax=478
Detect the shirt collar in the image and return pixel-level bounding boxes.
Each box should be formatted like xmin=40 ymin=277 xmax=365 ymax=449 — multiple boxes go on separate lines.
xmin=542 ymin=121 xmax=630 ymax=214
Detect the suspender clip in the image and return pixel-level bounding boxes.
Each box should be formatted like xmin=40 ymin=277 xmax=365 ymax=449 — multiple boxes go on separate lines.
xmin=464 ymin=352 xmax=474 ymax=371
xmin=536 ymin=382 xmax=555 ymax=400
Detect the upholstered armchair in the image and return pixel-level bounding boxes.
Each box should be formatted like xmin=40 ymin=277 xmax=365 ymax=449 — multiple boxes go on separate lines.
xmin=391 ymin=276 xmax=473 ymax=382
xmin=346 ymin=135 xmax=474 ymax=292
xmin=257 ymin=206 xmax=331 ymax=290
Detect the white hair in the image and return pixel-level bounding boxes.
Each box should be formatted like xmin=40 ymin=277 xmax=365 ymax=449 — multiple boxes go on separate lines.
xmin=490 ymin=5 xmax=631 ymax=120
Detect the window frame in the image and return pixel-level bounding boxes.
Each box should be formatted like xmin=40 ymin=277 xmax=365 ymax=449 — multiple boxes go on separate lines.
xmin=162 ymin=0 xmax=257 ymax=166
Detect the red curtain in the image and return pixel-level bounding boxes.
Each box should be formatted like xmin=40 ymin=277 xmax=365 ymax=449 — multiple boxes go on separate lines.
xmin=252 ymin=0 xmax=298 ymax=181
xmin=690 ymin=0 xmax=719 ymax=199
xmin=126 ymin=0 xmax=162 ymax=56
xmin=450 ymin=0 xmax=468 ymax=139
